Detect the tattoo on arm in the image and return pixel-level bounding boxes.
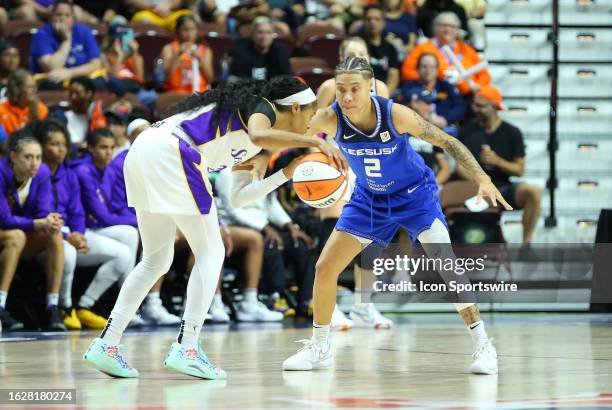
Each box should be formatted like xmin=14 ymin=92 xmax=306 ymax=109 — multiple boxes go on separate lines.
xmin=414 ymin=114 xmax=487 ymax=180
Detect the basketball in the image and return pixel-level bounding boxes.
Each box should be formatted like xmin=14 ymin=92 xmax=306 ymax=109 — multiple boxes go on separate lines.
xmin=293 ymin=153 xmax=348 ymax=208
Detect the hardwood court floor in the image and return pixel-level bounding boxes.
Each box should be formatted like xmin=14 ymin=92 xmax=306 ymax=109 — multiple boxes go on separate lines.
xmin=1 ymin=313 xmax=612 ymax=409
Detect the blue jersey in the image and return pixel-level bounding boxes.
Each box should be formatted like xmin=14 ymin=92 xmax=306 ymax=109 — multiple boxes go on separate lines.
xmin=332 ymin=96 xmax=436 ymax=195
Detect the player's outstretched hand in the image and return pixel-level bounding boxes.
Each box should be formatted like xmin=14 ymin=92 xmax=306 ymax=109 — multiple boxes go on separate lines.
xmin=316 ymin=139 xmax=348 ymax=174
xmin=477 ymin=178 xmax=513 ymax=210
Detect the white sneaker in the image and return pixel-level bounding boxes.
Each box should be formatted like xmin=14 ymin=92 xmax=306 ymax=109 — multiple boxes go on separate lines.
xmin=236 ymin=301 xmax=283 ymax=322
xmin=468 ymin=339 xmax=498 ymax=375
xmin=208 ymin=299 xmax=230 ymax=323
xmin=349 ymin=304 xmax=393 ymax=329
xmin=282 ymin=339 xmax=333 ymax=371
xmin=127 ymin=313 xmax=148 ymax=328
xmin=330 ymin=305 xmax=353 ymax=331
xmin=141 ymin=298 xmax=181 ymax=326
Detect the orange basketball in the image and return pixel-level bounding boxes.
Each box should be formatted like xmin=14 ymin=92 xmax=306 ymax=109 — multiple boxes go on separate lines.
xmin=292 ymin=153 xmax=348 ymax=208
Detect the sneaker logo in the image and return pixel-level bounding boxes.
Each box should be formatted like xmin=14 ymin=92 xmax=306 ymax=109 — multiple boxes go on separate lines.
xmin=343 ymin=133 xmax=356 ymax=140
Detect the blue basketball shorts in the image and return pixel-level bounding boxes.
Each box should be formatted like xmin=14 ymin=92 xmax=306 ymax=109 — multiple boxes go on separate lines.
xmin=335 ymin=182 xmax=447 ymax=247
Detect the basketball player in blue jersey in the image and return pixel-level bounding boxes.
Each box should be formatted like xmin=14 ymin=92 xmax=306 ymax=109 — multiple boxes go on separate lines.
xmin=283 ymin=58 xmax=512 ymax=375
xmin=317 ymin=36 xmax=394 ymax=330
xmin=82 ymin=76 xmax=345 ymax=380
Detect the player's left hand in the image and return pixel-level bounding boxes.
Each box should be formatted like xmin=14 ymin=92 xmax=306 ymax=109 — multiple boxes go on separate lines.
xmin=477 ymin=177 xmax=513 ymax=210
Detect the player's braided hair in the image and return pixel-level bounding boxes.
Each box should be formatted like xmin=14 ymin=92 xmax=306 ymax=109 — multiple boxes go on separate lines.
xmin=335 ymin=56 xmax=374 ymax=79
xmin=166 ymin=75 xmax=311 ymax=119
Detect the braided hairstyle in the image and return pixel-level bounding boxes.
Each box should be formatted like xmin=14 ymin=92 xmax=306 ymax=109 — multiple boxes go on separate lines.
xmin=335 ymin=56 xmax=374 ymax=79
xmin=166 ymin=75 xmax=311 ymax=119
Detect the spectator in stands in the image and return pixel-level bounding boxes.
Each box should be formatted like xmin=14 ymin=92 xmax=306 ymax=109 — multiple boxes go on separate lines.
xmin=417 ymin=0 xmax=469 ymax=39
xmin=29 ymin=0 xmax=102 ymax=90
xmin=361 ymin=4 xmax=400 ymax=94
xmin=399 ymin=53 xmax=465 ymax=127
xmin=126 ymin=0 xmax=192 ymax=33
xmin=73 ymin=129 xmax=140 ymax=302
xmin=0 ymin=5 xmax=7 ymax=37
xmin=457 ymin=85 xmax=541 ymax=245
xmin=382 ymin=0 xmax=417 ymax=55
xmin=401 ymin=11 xmax=490 ymax=96
xmin=105 ymin=110 xmax=130 ymax=157
xmin=32 ymin=118 xmax=137 ymax=330
xmin=0 ymin=132 xmax=66 ymax=331
xmin=64 ymin=76 xmax=107 ymax=149
xmin=160 ymin=14 xmax=214 ymax=94
xmin=11 ymin=0 xmax=101 ymax=23
xmin=0 ymin=69 xmax=49 ymax=137
xmin=228 ymin=16 xmax=291 ymax=81
xmin=455 ymin=0 xmax=487 ymax=50
xmin=0 ymin=41 xmax=20 ymax=102
xmin=101 ymin=16 xmax=145 ymax=94
xmin=407 ymin=90 xmax=451 ymax=184
xmin=229 ymin=0 xmax=292 ymax=36
xmin=299 ymin=0 xmax=347 ymax=31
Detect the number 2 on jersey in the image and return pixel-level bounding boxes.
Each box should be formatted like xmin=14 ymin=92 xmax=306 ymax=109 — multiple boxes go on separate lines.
xmin=364 ymin=158 xmax=382 ymax=178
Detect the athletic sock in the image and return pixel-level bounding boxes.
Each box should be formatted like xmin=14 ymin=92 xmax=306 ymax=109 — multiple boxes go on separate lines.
xmin=177 ymin=319 xmax=202 ymax=346
xmin=468 ymin=320 xmax=488 ymax=346
xmin=313 ymin=322 xmax=330 ymax=345
xmin=353 ymin=288 xmax=368 ymax=309
xmin=47 ymin=293 xmax=59 ymax=308
xmin=244 ymin=289 xmax=258 ymax=305
xmin=100 ymin=317 xmax=122 ymax=345
xmin=146 ymin=292 xmax=160 ymax=305
xmin=0 ymin=291 xmax=7 ymax=308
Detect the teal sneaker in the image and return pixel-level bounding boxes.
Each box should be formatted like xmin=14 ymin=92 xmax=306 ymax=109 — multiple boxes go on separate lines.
xmin=83 ymin=338 xmax=139 ymax=378
xmin=163 ymin=342 xmax=227 ymax=380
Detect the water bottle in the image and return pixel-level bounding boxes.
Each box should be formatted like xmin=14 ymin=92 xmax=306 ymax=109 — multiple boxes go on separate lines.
xmin=153 ymin=57 xmax=165 ymax=85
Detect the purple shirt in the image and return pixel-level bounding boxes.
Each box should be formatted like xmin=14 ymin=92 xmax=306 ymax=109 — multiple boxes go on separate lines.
xmin=109 ymin=150 xmax=136 ymax=218
xmin=73 ymin=155 xmax=137 ymax=229
xmin=0 ymin=157 xmax=52 ymax=232
xmin=51 ymin=162 xmax=86 ymax=235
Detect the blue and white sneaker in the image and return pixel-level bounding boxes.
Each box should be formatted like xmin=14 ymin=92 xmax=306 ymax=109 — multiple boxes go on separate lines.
xmin=163 ymin=342 xmax=227 ymax=380
xmin=83 ymin=338 xmax=139 ymax=378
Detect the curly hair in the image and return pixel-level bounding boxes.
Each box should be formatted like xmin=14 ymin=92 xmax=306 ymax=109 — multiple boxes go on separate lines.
xmin=166 ymin=75 xmax=311 ymax=119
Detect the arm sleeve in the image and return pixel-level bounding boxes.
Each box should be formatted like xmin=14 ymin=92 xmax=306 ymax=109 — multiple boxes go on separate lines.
xmin=388 ymin=43 xmax=400 ymax=69
xmin=77 ymin=168 xmax=137 ymax=228
xmin=511 ymin=125 xmax=526 ymax=158
xmin=400 ymin=46 xmax=421 ymax=81
xmin=230 ymin=169 xmax=289 ymax=208
xmin=267 ymin=192 xmax=292 ymax=228
xmin=216 ymin=170 xmax=268 ymax=231
xmin=30 ymin=29 xmax=56 ymax=67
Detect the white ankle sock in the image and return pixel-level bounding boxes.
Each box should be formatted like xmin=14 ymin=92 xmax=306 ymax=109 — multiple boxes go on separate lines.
xmin=100 ymin=317 xmax=122 ymax=345
xmin=468 ymin=320 xmax=488 ymax=345
xmin=146 ymin=292 xmax=160 ymax=304
xmin=178 ymin=319 xmax=202 ymax=346
xmin=0 ymin=291 xmax=7 ymax=308
xmin=47 ymin=293 xmax=59 ymax=308
xmin=212 ymin=293 xmax=223 ymax=307
xmin=313 ymin=322 xmax=330 ymax=345
xmin=244 ymin=289 xmax=258 ymax=305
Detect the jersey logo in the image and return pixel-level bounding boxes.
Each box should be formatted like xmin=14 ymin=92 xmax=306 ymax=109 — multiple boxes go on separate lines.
xmin=380 ymin=131 xmax=391 ymax=143
xmin=343 ymin=133 xmax=356 ymax=140
xmin=407 ymin=184 xmax=421 ymax=194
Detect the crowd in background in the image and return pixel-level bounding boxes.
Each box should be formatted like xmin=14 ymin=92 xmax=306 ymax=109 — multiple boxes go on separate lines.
xmin=0 ymin=0 xmax=542 ymax=332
